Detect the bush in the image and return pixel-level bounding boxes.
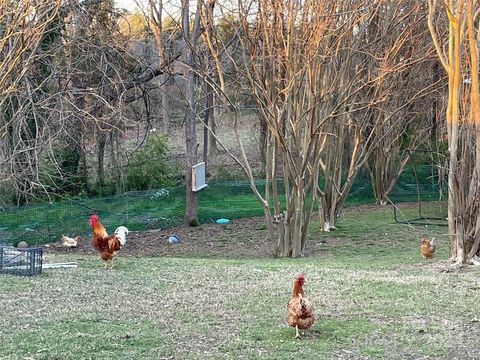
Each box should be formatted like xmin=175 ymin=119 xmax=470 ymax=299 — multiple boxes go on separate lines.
xmin=125 ymin=135 xmax=180 ymax=191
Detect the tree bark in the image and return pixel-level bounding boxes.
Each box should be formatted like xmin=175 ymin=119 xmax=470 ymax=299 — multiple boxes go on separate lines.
xmin=427 ymin=0 xmax=480 ymax=264
xmin=182 ymin=0 xmax=201 ymax=226
xmin=161 ymin=74 xmax=171 ymax=134
xmin=208 ymin=92 xmax=217 ymax=154
xmin=97 ymin=134 xmax=107 ymax=190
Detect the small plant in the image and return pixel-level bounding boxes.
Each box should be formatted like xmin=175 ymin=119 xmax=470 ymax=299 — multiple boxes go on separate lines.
xmin=150 ymin=188 xmax=170 ymax=199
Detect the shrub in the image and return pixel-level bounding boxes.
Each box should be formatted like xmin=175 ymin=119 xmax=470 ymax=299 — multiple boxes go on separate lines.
xmin=125 ymin=135 xmax=180 ymax=191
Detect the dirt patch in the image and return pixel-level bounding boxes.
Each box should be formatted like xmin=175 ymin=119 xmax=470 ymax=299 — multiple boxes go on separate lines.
xmin=45 ymin=216 xmax=276 ymax=258
xmin=45 ymin=216 xmax=333 ymax=259
xmin=44 ymin=203 xmax=410 ymax=259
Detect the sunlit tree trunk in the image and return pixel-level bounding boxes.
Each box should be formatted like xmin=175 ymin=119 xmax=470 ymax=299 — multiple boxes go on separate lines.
xmin=427 ymin=0 xmax=480 ymax=264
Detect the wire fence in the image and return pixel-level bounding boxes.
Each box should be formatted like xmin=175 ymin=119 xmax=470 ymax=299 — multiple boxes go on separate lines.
xmin=0 ymin=165 xmax=446 ymax=246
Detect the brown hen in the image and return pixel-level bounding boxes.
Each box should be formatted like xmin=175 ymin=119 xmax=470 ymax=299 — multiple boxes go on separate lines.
xmin=420 ymin=237 xmax=436 ymax=260
xmin=287 ymin=273 xmax=315 ymax=339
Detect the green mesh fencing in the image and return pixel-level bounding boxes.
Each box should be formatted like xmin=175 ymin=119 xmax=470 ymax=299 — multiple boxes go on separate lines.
xmin=0 ymin=165 xmax=445 ymax=246
xmin=389 ymin=164 xmax=446 ymax=202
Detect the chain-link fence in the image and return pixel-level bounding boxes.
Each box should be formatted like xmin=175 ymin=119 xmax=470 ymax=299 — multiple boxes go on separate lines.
xmin=0 ymin=165 xmax=445 ymax=246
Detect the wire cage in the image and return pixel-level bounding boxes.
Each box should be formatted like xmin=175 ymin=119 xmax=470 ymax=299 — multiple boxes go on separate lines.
xmin=0 ymin=246 xmax=43 ymax=276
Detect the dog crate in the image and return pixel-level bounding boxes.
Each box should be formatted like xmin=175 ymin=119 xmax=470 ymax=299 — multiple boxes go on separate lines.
xmin=0 ymin=246 xmax=43 ymax=276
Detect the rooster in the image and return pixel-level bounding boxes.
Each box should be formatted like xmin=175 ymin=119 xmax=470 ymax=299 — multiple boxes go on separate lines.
xmin=420 ymin=237 xmax=436 ymax=261
xmin=89 ymin=214 xmax=129 ymax=269
xmin=61 ymin=234 xmax=81 ymax=248
xmin=287 ymin=273 xmax=315 ymax=339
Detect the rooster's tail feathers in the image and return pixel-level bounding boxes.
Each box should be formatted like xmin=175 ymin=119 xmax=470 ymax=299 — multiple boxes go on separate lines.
xmin=114 ymin=226 xmax=129 ymax=246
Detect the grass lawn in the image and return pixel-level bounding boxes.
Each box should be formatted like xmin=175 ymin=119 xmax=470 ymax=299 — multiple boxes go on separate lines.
xmin=1 ymin=203 xmax=479 ymax=359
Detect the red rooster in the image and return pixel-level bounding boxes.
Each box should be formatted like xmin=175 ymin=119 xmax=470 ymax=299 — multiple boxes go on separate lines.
xmin=89 ymin=214 xmax=129 ymax=269
xmin=287 ymin=273 xmax=315 ymax=339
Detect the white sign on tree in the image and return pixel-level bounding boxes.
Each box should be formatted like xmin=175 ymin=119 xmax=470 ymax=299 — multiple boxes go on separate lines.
xmin=192 ymin=162 xmax=207 ymax=192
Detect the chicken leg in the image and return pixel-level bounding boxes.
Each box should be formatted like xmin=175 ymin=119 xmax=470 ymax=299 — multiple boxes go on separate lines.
xmin=295 ymin=325 xmax=300 ymax=339
xmin=104 ymin=258 xmax=114 ymax=270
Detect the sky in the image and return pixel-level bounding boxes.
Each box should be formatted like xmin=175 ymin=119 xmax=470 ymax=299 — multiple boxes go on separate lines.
xmin=115 ymin=0 xmax=141 ymax=12
xmin=113 ymin=0 xmax=186 ymax=22
xmin=114 ymin=0 xmax=182 ymax=15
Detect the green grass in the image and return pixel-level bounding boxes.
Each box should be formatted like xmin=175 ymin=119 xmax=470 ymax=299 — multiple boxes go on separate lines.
xmin=0 ymin=166 xmax=441 ymax=246
xmin=2 ymin=204 xmax=477 ymax=360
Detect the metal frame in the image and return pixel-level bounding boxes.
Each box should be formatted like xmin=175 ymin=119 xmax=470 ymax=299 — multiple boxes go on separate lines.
xmin=0 ymin=246 xmax=43 ymax=276
xmin=392 ymin=201 xmax=447 ymax=226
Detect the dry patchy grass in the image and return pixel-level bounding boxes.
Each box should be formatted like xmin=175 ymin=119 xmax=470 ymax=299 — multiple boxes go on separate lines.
xmin=2 ymin=203 xmax=480 ymax=360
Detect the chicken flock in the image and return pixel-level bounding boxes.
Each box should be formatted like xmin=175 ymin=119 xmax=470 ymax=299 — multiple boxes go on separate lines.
xmin=58 ymin=217 xmax=440 ymax=339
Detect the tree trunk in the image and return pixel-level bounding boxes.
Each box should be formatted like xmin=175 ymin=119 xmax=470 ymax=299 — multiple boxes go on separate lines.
xmin=97 ymin=134 xmax=107 ymax=190
xmin=259 ymin=116 xmax=267 ymax=175
xmin=427 ymin=1 xmax=480 ymax=264
xmin=208 ymin=93 xmax=217 ymax=154
xmin=184 ymin=88 xmax=198 ymax=225
xmin=109 ymin=130 xmax=122 ymax=193
xmin=182 ymin=0 xmax=201 ymax=226
xmin=202 ymin=79 xmax=214 ymax=170
xmin=203 ymin=1 xmax=217 ymax=156
xmin=161 ymin=74 xmax=171 ymax=134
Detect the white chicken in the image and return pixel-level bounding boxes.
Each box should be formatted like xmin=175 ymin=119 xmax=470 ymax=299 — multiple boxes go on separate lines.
xmin=61 ymin=235 xmax=81 ymax=248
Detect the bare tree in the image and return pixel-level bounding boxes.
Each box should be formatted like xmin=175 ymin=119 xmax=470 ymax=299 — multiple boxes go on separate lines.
xmin=0 ymin=0 xmax=162 ymax=203
xmin=145 ymin=0 xmax=175 ymax=134
xmin=199 ymin=0 xmax=439 ymax=256
xmin=0 ymin=0 xmax=62 ymax=204
xmin=313 ymin=1 xmax=440 ymax=232
xmin=57 ymin=0 xmax=137 ymax=195
xmin=205 ymin=0 xmax=360 ymax=255
xmin=427 ymin=0 xmax=480 ymax=264
xmin=363 ymin=1 xmax=440 ymax=205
